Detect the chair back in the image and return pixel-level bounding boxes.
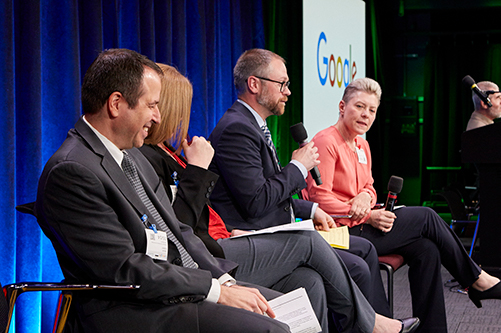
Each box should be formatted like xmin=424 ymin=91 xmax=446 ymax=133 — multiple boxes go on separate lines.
xmin=436 ymin=190 xmax=469 ymax=221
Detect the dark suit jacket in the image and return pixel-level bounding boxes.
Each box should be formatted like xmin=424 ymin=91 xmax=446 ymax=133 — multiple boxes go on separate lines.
xmin=208 ymin=101 xmax=313 ymax=230
xmin=35 ymin=117 xmax=237 ymax=332
xmin=139 ymin=144 xmax=225 ymax=258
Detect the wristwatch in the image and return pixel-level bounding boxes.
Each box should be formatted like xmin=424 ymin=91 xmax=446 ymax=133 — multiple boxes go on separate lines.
xmin=222 ymin=280 xmax=236 ymax=288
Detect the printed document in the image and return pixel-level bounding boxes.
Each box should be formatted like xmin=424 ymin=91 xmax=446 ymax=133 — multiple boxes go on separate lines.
xmin=229 ymin=220 xmax=315 ymax=238
xmin=317 ymin=226 xmax=350 ymax=249
xmin=269 ymin=288 xmax=322 ymax=333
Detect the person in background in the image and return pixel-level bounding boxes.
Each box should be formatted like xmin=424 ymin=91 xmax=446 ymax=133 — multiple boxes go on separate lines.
xmin=466 ymin=81 xmax=501 ymax=131
xmin=140 ymin=63 xmax=420 ymax=333
xmin=464 ymin=81 xmax=501 ymax=204
xmin=302 ymin=77 xmax=501 ymax=333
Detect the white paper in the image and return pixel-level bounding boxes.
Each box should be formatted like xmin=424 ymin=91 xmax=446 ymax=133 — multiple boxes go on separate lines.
xmin=269 ymin=288 xmax=322 ymax=333
xmin=230 ymin=220 xmax=315 ymax=239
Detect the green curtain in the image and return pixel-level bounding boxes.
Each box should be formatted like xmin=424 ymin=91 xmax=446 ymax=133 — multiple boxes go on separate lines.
xmin=365 ymin=0 xmax=387 ymax=198
xmin=262 ymin=0 xmax=303 ymax=165
xmin=421 ymin=36 xmax=501 ymax=201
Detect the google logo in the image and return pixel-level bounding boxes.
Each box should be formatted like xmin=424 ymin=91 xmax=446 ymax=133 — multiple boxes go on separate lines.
xmin=317 ymin=32 xmax=357 ymax=88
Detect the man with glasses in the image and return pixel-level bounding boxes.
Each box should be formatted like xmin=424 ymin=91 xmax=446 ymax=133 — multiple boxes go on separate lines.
xmin=466 ymin=81 xmax=501 ymax=131
xmin=208 ymin=48 xmax=394 ymax=320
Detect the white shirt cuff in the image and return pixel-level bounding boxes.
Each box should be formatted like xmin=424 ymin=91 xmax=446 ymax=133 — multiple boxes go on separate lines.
xmin=290 ymin=160 xmax=308 ymax=178
xmin=205 ymin=274 xmax=236 ymax=303
xmin=310 ymin=202 xmax=318 ymax=219
xmin=206 ymin=279 xmax=221 ymax=303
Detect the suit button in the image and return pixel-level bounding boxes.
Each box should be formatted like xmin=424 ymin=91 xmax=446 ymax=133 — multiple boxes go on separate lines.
xmin=210 ymin=181 xmax=215 ymax=186
xmin=205 ymin=193 xmax=210 ymax=198
xmin=173 ymin=257 xmax=183 ymax=266
xmin=207 ymin=186 xmax=213 ymax=192
xmin=284 ymin=206 xmax=290 ymax=211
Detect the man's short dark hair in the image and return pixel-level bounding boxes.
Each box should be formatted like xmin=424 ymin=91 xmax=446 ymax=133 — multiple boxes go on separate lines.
xmin=81 ymin=49 xmax=163 ymax=114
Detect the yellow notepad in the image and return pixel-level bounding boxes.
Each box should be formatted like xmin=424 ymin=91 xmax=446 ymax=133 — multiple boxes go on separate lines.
xmin=317 ymin=226 xmax=350 ymax=249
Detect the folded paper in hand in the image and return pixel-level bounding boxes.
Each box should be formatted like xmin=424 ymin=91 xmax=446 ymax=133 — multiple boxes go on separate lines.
xmin=317 ymin=226 xmax=350 ymax=249
xmin=269 ymin=287 xmax=322 ymax=333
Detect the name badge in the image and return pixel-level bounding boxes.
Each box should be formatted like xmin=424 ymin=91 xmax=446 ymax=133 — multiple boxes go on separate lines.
xmin=170 ymin=185 xmax=178 ymax=204
xmin=145 ymin=228 xmax=168 ymax=261
xmin=356 ymin=147 xmax=367 ymax=164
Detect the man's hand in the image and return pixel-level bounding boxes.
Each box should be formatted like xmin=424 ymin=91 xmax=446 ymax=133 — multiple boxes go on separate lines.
xmin=218 ymin=284 xmax=276 ymax=318
xmin=290 ymin=141 xmax=319 ymax=171
xmin=313 ymin=207 xmax=335 ymax=231
xmin=182 ymin=136 xmax=214 ymax=170
xmin=366 ymin=209 xmax=396 ymax=233
xmin=345 ymin=192 xmax=372 ymax=222
xmin=230 ymin=229 xmax=253 ymax=237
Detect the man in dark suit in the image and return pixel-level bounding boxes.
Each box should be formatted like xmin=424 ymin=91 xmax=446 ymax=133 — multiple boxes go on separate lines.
xmin=208 ymin=49 xmax=391 ymax=318
xmin=34 ymin=48 xmax=290 ymax=333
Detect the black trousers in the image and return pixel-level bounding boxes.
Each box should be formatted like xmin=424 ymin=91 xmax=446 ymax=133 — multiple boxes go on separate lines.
xmin=349 ymin=206 xmax=481 ymax=333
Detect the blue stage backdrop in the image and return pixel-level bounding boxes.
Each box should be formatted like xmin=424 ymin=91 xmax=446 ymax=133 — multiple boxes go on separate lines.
xmin=0 ymin=0 xmax=264 ymax=332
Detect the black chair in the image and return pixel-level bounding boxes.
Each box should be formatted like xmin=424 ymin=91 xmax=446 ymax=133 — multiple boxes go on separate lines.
xmin=6 ymin=203 xmax=140 ymax=333
xmin=2 ymin=282 xmax=139 ymax=333
xmin=436 ymin=189 xmax=480 ymax=256
xmin=378 ymin=254 xmax=406 ymax=317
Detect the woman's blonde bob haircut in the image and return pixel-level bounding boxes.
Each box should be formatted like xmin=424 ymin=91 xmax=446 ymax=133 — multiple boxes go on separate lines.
xmin=144 ymin=63 xmax=193 ymax=149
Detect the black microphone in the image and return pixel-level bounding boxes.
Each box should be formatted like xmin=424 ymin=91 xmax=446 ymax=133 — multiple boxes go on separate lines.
xmin=462 ymin=75 xmax=492 ymax=107
xmin=290 ymin=122 xmax=322 ymax=185
xmin=385 ymin=176 xmax=403 ymax=211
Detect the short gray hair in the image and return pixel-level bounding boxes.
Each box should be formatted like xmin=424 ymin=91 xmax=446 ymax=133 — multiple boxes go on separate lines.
xmin=342 ymin=78 xmax=382 ymax=104
xmin=233 ymin=49 xmax=285 ymax=96
xmin=473 ymin=81 xmax=499 ymax=110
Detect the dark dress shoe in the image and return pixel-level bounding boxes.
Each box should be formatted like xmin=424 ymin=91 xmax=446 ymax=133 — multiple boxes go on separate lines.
xmin=468 ymin=281 xmax=501 ymax=308
xmin=399 ymin=317 xmax=420 ymax=333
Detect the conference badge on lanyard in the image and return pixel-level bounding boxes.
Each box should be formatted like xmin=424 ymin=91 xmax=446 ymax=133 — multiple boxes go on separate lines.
xmin=356 ymin=147 xmax=367 ymax=164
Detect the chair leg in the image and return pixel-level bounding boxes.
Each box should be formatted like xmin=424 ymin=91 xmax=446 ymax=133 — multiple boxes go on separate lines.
xmin=53 ymin=292 xmax=72 ymax=333
xmin=379 ymin=263 xmax=394 ymax=317
xmin=469 ymin=214 xmax=480 ymax=257
xmin=4 ymin=287 xmax=20 ymax=333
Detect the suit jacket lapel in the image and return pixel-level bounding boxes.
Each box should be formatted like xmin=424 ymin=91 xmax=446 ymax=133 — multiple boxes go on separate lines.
xmin=74 ymin=117 xmax=151 ymax=221
xmin=231 ymin=102 xmax=279 ymax=169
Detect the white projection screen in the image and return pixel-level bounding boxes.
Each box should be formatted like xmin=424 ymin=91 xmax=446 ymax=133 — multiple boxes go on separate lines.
xmin=303 ymin=0 xmax=366 ymax=138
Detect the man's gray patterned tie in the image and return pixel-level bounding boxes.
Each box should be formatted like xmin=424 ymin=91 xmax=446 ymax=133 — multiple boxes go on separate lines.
xmin=260 ymin=124 xmax=295 ymax=223
xmin=261 ymin=124 xmax=281 ymax=171
xmin=122 ymin=151 xmax=198 ymax=268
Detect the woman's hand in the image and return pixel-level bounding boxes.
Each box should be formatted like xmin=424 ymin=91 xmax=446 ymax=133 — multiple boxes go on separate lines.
xmin=366 ymin=209 xmax=396 ymax=232
xmin=182 ymin=136 xmax=214 ymax=169
xmin=345 ymin=192 xmax=372 ymax=222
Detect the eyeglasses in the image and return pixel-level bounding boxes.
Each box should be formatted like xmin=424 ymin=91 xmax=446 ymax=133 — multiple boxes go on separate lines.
xmin=255 ymin=76 xmax=291 ymax=93
xmin=485 ymin=90 xmax=501 ymax=96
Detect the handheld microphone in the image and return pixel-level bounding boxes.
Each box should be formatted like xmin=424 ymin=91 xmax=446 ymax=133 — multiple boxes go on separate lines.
xmin=462 ymin=75 xmax=492 ymax=107
xmin=290 ymin=122 xmax=322 ymax=185
xmin=385 ymin=176 xmax=403 ymax=211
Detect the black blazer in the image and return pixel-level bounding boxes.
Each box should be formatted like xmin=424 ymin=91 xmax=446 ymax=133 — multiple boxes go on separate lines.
xmin=35 ymin=117 xmax=237 ymax=332
xmin=209 ymin=101 xmax=313 ymax=230
xmin=139 ymin=143 xmax=225 ymax=258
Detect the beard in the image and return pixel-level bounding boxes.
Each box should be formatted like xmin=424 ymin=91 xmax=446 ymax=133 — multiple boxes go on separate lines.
xmin=257 ymin=85 xmax=285 ymax=116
